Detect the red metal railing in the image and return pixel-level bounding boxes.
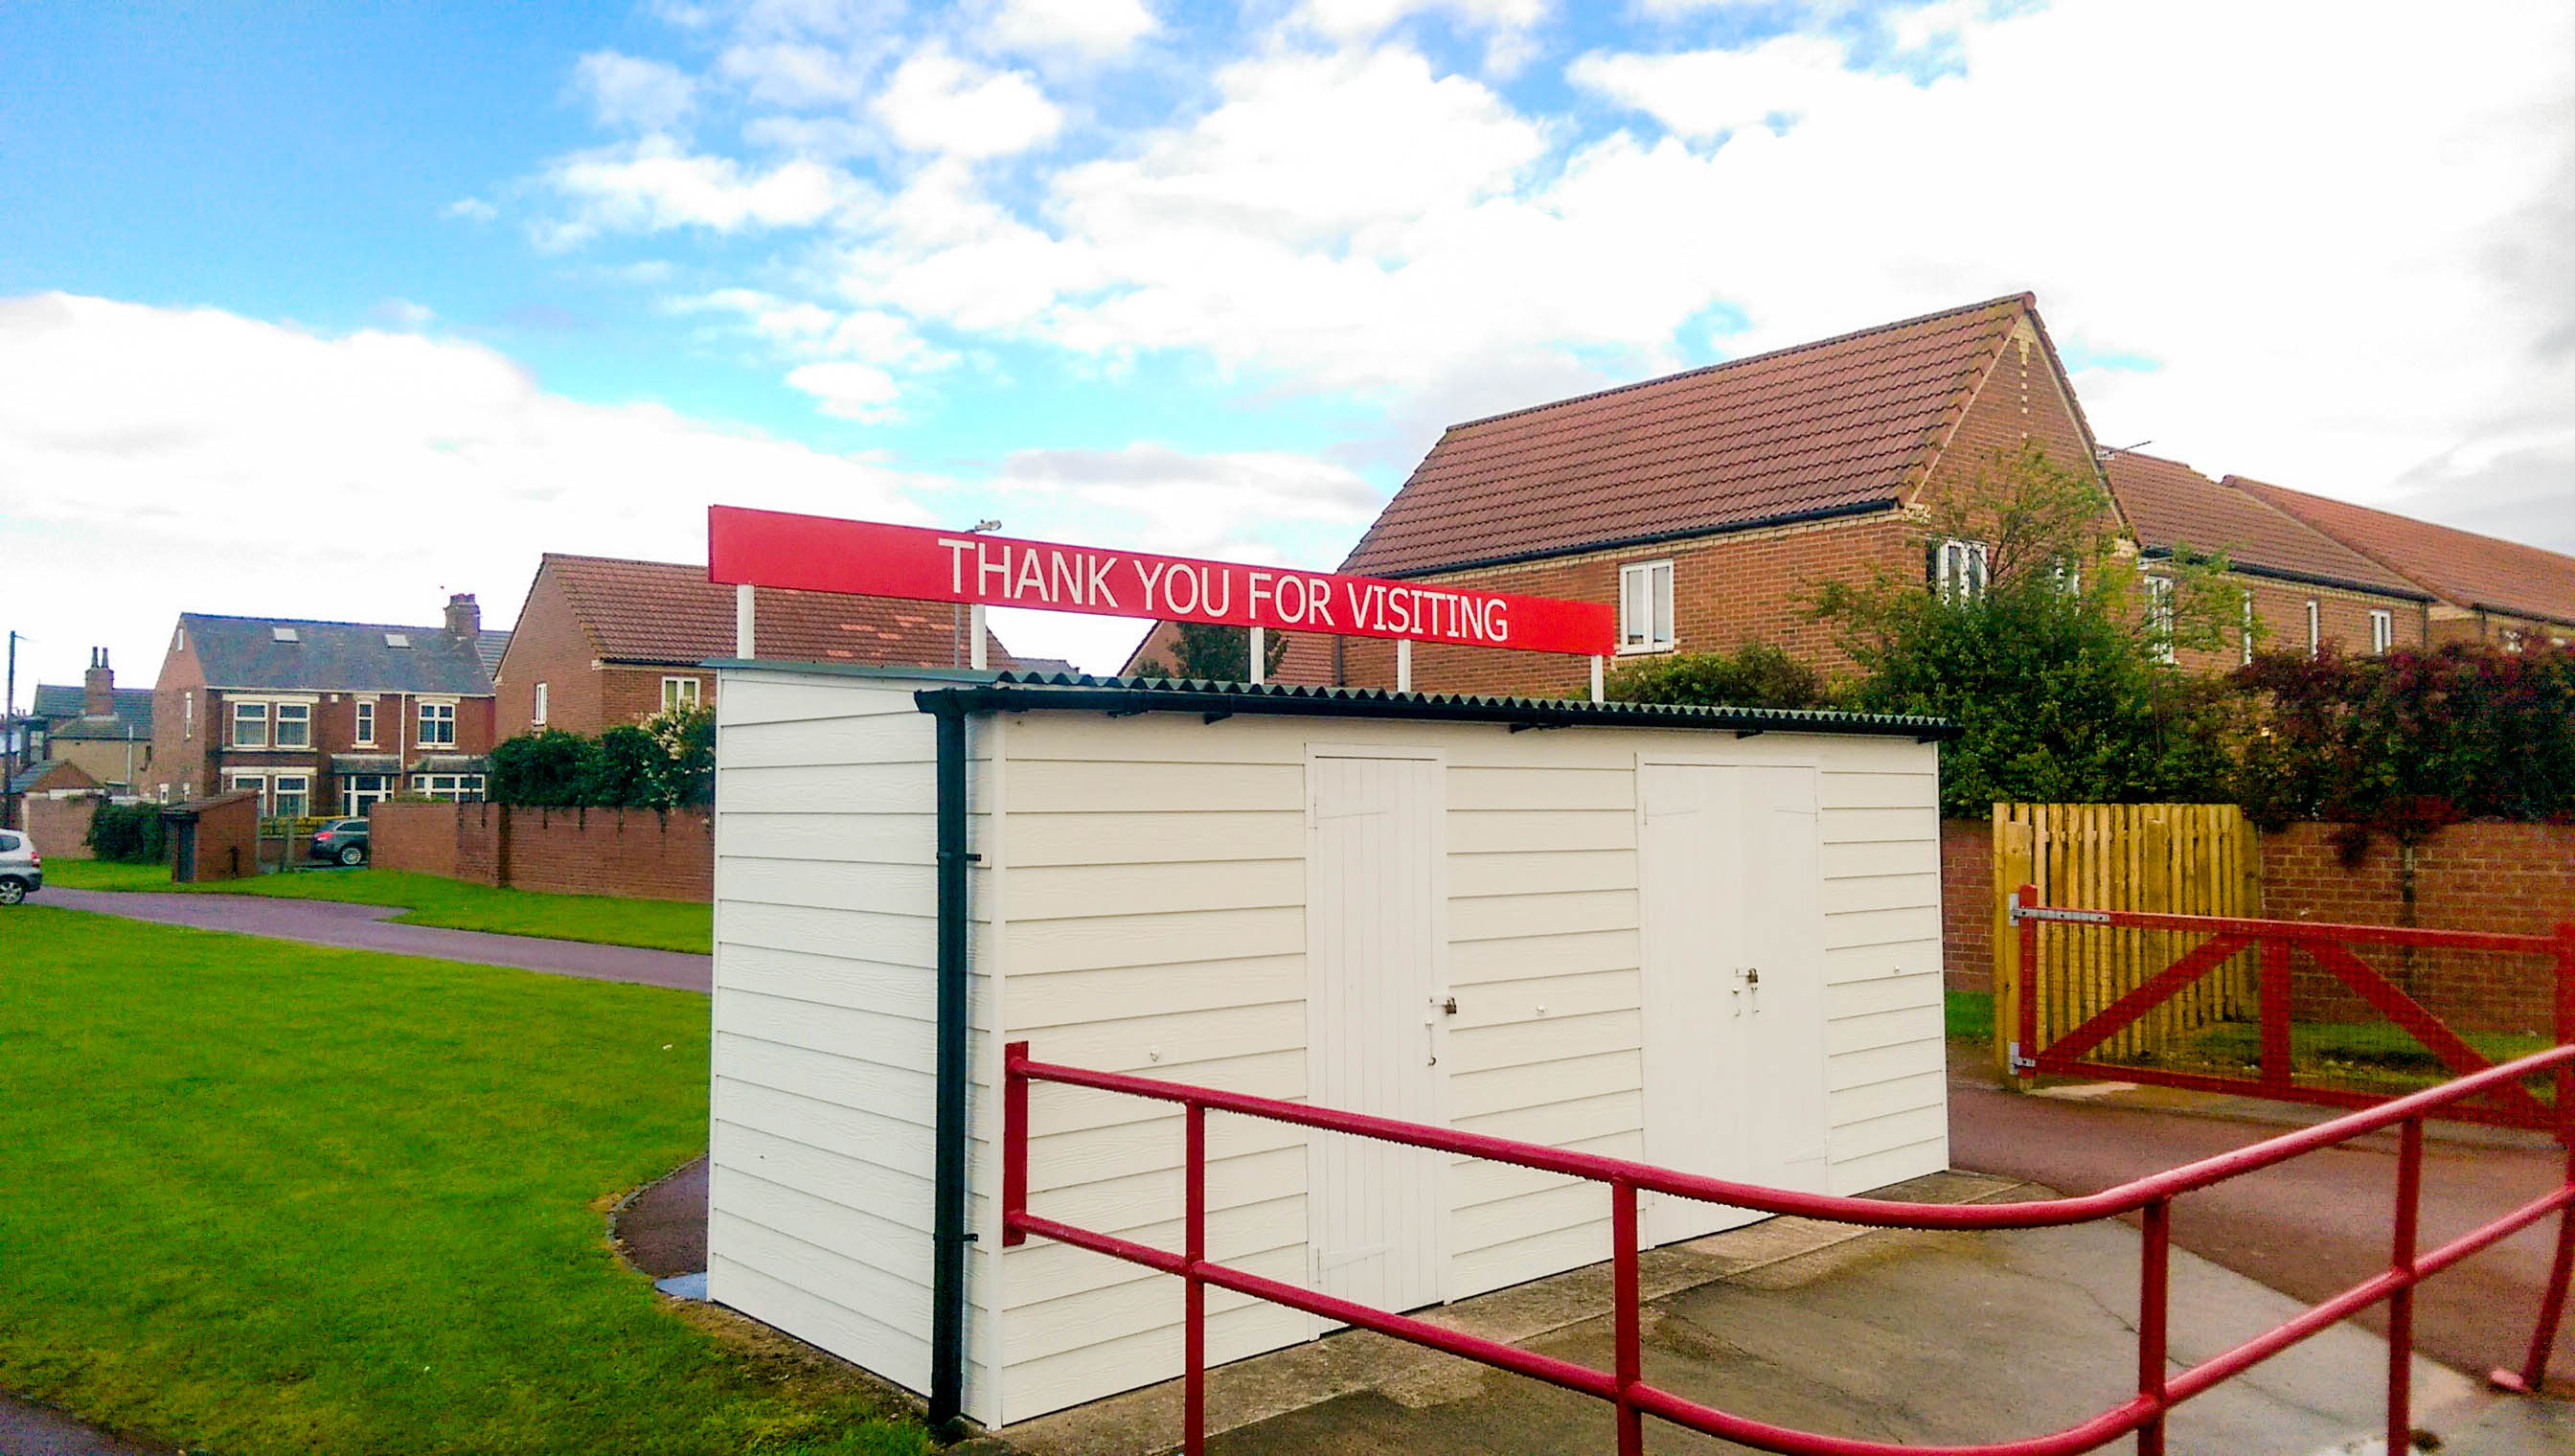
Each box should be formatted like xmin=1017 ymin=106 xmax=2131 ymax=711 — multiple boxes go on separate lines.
xmin=1003 ymin=1039 xmax=2575 ymax=1456
xmin=2009 ymin=888 xmax=2575 ymax=1130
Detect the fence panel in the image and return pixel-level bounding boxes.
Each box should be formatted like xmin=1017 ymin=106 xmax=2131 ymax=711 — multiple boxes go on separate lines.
xmin=1993 ymin=804 xmax=2260 ymax=1075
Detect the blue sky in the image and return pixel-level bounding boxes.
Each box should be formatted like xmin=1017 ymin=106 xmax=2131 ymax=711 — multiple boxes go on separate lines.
xmin=4 ymin=0 xmax=2571 ymax=686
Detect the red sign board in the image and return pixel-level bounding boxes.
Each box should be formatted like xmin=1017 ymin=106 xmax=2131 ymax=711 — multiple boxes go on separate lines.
xmin=708 ymin=506 xmax=1616 ymax=656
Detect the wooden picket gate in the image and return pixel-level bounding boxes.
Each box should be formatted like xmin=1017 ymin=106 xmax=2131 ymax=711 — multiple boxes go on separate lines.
xmin=1993 ymin=804 xmax=2263 ymax=1076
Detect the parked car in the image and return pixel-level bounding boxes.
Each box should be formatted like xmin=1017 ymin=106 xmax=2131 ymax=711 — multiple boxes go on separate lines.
xmin=0 ymin=830 xmax=40 ymax=903
xmin=308 ymin=818 xmax=370 ymax=866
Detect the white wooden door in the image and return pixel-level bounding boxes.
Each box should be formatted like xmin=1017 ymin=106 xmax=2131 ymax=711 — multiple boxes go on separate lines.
xmin=1307 ymin=751 xmax=1446 ymax=1316
xmin=1639 ymin=762 xmax=1826 ymax=1245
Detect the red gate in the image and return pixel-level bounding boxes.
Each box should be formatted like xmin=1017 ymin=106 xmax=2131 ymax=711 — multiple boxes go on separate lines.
xmin=2008 ymin=889 xmax=2575 ymax=1130
xmin=1002 ymin=1041 xmax=2575 ymax=1456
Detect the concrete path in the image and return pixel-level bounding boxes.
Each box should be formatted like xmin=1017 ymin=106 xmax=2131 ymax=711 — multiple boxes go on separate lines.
xmin=0 ymin=1395 xmax=163 ymax=1456
xmin=1007 ymin=1172 xmax=2524 ymax=1456
xmin=41 ymin=887 xmax=710 ymax=991
xmin=1947 ymin=1056 xmax=2573 ymax=1390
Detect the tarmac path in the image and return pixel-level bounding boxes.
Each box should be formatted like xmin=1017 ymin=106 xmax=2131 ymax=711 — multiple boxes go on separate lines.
xmin=1947 ymin=1061 xmax=2573 ymax=1390
xmin=38 ymin=886 xmax=711 ymax=992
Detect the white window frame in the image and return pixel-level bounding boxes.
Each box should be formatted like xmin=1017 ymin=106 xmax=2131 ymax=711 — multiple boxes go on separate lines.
xmin=409 ymin=771 xmax=487 ymax=803
xmin=272 ymin=773 xmax=310 ymax=820
xmin=661 ymin=675 xmax=703 ymax=712
xmin=274 ymin=701 xmax=311 ymax=749
xmin=2146 ymin=576 xmax=2176 ymax=664
xmin=342 ymin=773 xmax=393 ymax=817
xmin=533 ymin=682 xmax=549 ymax=726
xmin=226 ymin=771 xmax=266 ymax=809
xmin=353 ymin=698 xmax=376 ymax=746
xmin=2242 ymin=592 xmax=2257 ymax=666
xmin=418 ymin=699 xmax=457 ymax=747
xmin=1934 ymin=537 xmax=1990 ymax=604
xmin=1616 ymin=560 xmax=1675 ymax=654
xmin=232 ymin=699 xmax=268 ymax=747
xmin=184 ymin=691 xmax=194 ymax=739
xmin=2306 ymin=600 xmax=2320 ymax=657
xmin=2369 ymin=609 xmax=2393 ymax=654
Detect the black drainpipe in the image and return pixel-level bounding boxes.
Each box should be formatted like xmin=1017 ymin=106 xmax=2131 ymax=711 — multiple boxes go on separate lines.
xmin=925 ymin=693 xmax=973 ymax=1432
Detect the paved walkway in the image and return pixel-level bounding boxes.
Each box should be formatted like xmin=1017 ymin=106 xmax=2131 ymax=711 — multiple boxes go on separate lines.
xmin=0 ymin=1395 xmax=161 ymax=1456
xmin=42 ymin=888 xmax=710 ymax=991
xmin=1946 ymin=1052 xmax=2573 ymax=1390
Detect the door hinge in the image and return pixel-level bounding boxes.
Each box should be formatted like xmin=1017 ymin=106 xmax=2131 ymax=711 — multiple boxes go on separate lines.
xmin=2007 ymin=1040 xmax=2038 ymax=1071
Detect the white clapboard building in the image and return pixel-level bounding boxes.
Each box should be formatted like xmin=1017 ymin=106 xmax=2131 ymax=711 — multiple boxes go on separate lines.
xmin=705 ymin=665 xmax=1955 ymax=1429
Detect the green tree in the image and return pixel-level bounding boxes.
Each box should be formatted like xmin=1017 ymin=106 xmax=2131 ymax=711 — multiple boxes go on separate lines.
xmin=1815 ymin=443 xmax=2239 ymax=817
xmin=84 ymin=801 xmax=167 ymax=864
xmin=1607 ymin=642 xmax=1831 ymax=710
xmin=488 ymin=729 xmax=602 ymax=808
xmin=638 ymin=704 xmax=716 ymax=808
xmin=1133 ymin=622 xmax=1289 ymax=682
xmin=583 ymin=724 xmax=663 ymax=808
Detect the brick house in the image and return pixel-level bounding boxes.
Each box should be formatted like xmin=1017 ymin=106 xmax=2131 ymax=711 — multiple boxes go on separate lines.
xmin=150 ymin=595 xmax=508 ymax=816
xmin=28 ymin=648 xmax=155 ymax=790
xmin=1132 ymin=294 xmax=2108 ymax=695
xmin=2225 ymin=479 xmax=2575 ymax=649
xmin=492 ymin=553 xmax=1019 ymax=737
xmin=2098 ymin=452 xmax=2433 ymax=671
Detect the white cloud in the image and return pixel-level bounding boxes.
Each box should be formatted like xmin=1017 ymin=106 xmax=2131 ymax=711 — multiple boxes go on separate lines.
xmin=542 ymin=138 xmax=857 ymax=241
xmin=572 ymin=50 xmax=701 ymax=131
xmin=995 ymin=444 xmax=1383 ymax=554
xmin=1296 ymin=0 xmax=1549 ymax=43
xmin=985 ymin=0 xmax=1156 ymax=60
xmin=0 ymin=292 xmax=935 ymax=694
xmin=444 ymin=195 xmax=499 ymax=222
xmin=718 ymin=40 xmax=872 ymax=108
xmin=785 ymin=358 xmax=903 ymax=418
xmin=1568 ymin=33 xmax=1924 ymax=138
xmin=374 ymin=298 xmax=437 ymax=329
xmin=872 ymin=47 xmax=1063 ymax=158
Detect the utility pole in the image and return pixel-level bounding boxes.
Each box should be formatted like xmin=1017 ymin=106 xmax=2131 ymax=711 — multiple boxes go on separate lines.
xmin=4 ymin=630 xmax=20 ymax=830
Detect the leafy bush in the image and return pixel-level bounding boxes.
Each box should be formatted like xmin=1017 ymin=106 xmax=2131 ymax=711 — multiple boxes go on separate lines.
xmin=1607 ymin=642 xmax=1830 ymax=711
xmin=638 ymin=704 xmax=715 ymax=808
xmin=85 ymin=802 xmax=167 ymax=864
xmin=1133 ymin=622 xmax=1289 ymax=681
xmin=2232 ymin=641 xmax=2575 ymax=845
xmin=585 ymin=725 xmax=662 ymax=808
xmin=487 ymin=730 xmax=601 ymax=808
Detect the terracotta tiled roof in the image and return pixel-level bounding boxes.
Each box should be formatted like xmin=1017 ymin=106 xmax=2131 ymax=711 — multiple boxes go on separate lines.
xmin=2102 ymin=452 xmax=2424 ymax=596
xmin=542 ymin=554 xmax=1014 ymax=669
xmin=1340 ymin=294 xmax=2039 ymax=577
xmin=2224 ymin=479 xmax=2575 ymax=627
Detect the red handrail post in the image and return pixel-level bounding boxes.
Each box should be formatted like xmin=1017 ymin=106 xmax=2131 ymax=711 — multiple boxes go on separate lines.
xmin=2259 ymin=938 xmax=2294 ymax=1098
xmin=1611 ymin=1179 xmax=1642 ymax=1456
xmin=2499 ymin=925 xmax=2575 ymax=1394
xmin=1184 ymin=1101 xmax=1207 ymax=1455
xmin=2387 ymin=1118 xmax=2422 ymax=1451
xmin=1003 ymin=1040 xmax=1030 ymax=1247
xmin=2016 ymin=883 xmax=2040 ymax=1082
xmin=2136 ymin=1197 xmax=2170 ymax=1456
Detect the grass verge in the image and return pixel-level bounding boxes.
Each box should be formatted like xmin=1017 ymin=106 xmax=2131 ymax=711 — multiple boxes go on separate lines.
xmin=0 ymin=908 xmax=921 ymax=1456
xmin=36 ymin=859 xmax=710 ymax=954
xmin=1946 ymin=990 xmax=1994 ymax=1044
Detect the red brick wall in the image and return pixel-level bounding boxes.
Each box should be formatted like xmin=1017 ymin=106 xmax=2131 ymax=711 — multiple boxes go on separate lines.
xmin=2172 ymin=577 xmax=2431 ymax=675
xmin=1942 ymin=819 xmax=1994 ymax=993
xmin=175 ymin=792 xmax=260 ymax=882
xmin=494 ymin=566 xmax=608 ymax=736
xmin=2259 ymin=822 xmax=2575 ymax=1035
xmin=370 ymin=800 xmax=712 ymax=902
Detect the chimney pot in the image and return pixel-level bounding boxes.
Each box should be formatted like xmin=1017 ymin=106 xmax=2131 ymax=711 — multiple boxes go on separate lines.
xmin=83 ymin=647 xmax=114 ymax=717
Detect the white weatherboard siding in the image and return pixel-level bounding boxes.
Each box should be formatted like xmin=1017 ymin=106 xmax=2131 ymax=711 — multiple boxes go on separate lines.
xmin=706 ymin=672 xmax=1946 ymax=1428
xmin=991 ymin=712 xmax=1946 ymax=1422
xmin=707 ymin=669 xmax=1005 ymax=1426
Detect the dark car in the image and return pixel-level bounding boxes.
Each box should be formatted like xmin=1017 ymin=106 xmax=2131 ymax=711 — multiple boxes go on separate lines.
xmin=309 ymin=818 xmax=370 ymax=866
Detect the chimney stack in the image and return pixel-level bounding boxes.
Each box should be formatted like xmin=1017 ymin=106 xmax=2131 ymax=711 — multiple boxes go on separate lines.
xmin=445 ymin=593 xmax=481 ymax=640
xmin=84 ymin=648 xmax=113 ymax=717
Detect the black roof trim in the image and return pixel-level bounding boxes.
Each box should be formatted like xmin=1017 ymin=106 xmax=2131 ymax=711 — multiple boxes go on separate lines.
xmin=916 ymin=671 xmax=1959 ymax=741
xmin=1368 ymin=498 xmax=1900 ymax=581
xmin=2134 ymin=549 xmax=2435 ymax=603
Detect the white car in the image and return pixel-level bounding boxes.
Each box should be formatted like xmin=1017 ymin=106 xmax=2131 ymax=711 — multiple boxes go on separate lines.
xmin=0 ymin=829 xmax=40 ymax=904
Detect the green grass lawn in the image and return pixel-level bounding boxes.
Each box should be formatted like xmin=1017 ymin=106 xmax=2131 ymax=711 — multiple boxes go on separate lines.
xmin=0 ymin=909 xmax=923 ymax=1456
xmin=1946 ymin=990 xmax=1994 ymax=1044
xmin=39 ymin=859 xmax=711 ymax=954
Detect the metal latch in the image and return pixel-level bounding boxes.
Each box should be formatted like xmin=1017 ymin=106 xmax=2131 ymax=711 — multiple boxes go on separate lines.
xmin=1440 ymin=996 xmax=1458 ymax=1015
xmin=2007 ymin=1040 xmax=2038 ymax=1071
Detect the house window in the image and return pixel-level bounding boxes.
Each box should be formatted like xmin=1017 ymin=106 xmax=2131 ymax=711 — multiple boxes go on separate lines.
xmin=342 ymin=773 xmax=392 ymax=817
xmin=1932 ymin=538 xmax=1990 ymax=603
xmin=2241 ymin=592 xmax=2256 ymax=666
xmin=1616 ymin=561 xmax=1675 ymax=653
xmin=534 ymin=682 xmax=549 ymax=726
xmin=226 ymin=771 xmax=265 ymax=808
xmin=2146 ymin=576 xmax=2176 ymax=664
xmin=272 ymin=774 xmax=310 ymax=819
xmin=275 ymin=702 xmax=310 ymax=748
xmin=662 ymin=676 xmax=702 ymax=712
xmin=184 ymin=691 xmax=194 ymax=739
xmin=2503 ymin=628 xmax=2527 ymax=653
xmin=410 ymin=772 xmax=485 ymax=803
xmin=2306 ymin=600 xmax=2320 ymax=657
xmin=419 ymin=700 xmax=457 ymax=746
xmin=353 ymin=699 xmax=376 ymax=746
xmin=232 ymin=700 xmax=268 ymax=747
xmin=2369 ymin=609 xmax=2393 ymax=654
